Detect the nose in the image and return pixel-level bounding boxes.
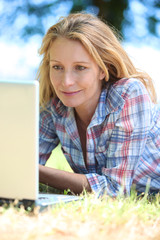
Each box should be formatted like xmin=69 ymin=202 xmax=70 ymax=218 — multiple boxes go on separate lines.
xmin=61 ymin=71 xmax=74 ymax=87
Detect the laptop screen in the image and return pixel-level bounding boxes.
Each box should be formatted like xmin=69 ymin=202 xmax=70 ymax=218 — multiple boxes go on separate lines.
xmin=0 ymin=80 xmax=39 ymax=201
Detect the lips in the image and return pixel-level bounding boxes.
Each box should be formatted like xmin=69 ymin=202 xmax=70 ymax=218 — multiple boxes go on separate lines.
xmin=61 ymin=90 xmax=82 ymax=96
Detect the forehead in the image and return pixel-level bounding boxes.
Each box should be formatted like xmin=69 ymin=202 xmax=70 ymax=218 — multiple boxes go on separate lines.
xmin=49 ymin=37 xmax=92 ymax=62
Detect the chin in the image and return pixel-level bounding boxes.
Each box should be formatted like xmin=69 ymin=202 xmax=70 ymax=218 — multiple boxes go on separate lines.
xmin=62 ymin=101 xmax=78 ymax=108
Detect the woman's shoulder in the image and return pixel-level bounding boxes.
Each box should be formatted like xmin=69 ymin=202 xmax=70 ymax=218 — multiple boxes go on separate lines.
xmin=113 ymin=77 xmax=145 ymax=90
xmin=111 ymin=77 xmax=148 ymax=100
xmin=103 ymin=78 xmax=151 ymax=113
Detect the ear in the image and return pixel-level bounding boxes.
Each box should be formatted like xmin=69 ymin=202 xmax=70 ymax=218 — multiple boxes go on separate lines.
xmin=99 ymin=69 xmax=106 ymax=81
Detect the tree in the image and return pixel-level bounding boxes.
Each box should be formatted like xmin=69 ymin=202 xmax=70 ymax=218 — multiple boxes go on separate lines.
xmin=0 ymin=0 xmax=160 ymax=44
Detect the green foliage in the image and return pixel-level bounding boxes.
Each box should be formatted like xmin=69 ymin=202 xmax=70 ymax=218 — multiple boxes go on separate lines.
xmin=1 ymin=0 xmax=160 ymax=42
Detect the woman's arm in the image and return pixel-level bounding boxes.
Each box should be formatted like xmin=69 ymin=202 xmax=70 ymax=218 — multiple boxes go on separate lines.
xmin=39 ymin=164 xmax=91 ymax=194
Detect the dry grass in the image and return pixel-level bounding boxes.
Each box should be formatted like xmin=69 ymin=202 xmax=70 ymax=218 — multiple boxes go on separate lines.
xmin=1 ymin=146 xmax=160 ymax=239
xmin=0 ymin=194 xmax=160 ymax=240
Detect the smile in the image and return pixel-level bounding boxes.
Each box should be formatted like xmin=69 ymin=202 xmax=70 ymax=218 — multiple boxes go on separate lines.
xmin=61 ymin=90 xmax=82 ymax=96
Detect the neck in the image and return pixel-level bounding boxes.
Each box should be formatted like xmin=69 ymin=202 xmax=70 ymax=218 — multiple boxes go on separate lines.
xmin=74 ymin=104 xmax=96 ymax=128
xmin=75 ymin=111 xmax=89 ymax=130
xmin=74 ymin=88 xmax=101 ymax=127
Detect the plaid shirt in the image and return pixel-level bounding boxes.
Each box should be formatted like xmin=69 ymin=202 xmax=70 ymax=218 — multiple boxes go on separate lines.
xmin=39 ymin=78 xmax=160 ymax=197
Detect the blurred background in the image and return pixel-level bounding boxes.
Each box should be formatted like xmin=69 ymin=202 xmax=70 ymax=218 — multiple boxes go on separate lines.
xmin=0 ymin=0 xmax=160 ymax=101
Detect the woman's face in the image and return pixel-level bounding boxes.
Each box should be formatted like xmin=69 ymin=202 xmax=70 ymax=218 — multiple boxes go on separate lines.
xmin=49 ymin=37 xmax=105 ymax=113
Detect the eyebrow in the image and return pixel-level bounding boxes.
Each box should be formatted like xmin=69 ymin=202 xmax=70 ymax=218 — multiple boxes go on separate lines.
xmin=50 ymin=59 xmax=90 ymax=64
xmin=50 ymin=60 xmax=60 ymax=62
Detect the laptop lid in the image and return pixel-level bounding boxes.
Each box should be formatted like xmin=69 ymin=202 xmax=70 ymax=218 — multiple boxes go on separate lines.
xmin=0 ymin=80 xmax=39 ymax=201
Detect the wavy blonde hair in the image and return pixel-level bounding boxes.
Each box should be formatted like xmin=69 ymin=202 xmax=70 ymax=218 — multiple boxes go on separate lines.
xmin=37 ymin=12 xmax=157 ymax=109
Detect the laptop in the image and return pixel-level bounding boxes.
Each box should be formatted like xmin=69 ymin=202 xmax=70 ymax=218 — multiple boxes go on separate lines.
xmin=0 ymin=80 xmax=80 ymax=210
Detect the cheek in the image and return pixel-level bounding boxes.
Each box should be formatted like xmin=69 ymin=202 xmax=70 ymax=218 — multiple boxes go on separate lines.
xmin=50 ymin=79 xmax=58 ymax=90
xmin=50 ymin=71 xmax=59 ymax=87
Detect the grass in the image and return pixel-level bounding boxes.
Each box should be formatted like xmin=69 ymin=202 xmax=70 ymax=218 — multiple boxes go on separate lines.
xmin=0 ymin=193 xmax=160 ymax=239
xmin=45 ymin=144 xmax=73 ymax=172
xmin=1 ymin=144 xmax=160 ymax=239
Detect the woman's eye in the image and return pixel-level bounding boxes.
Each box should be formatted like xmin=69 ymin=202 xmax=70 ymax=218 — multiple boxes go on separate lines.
xmin=52 ymin=65 xmax=63 ymax=70
xmin=75 ymin=65 xmax=86 ymax=71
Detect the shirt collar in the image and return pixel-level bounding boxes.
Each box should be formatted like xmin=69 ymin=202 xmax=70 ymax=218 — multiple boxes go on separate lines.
xmin=51 ymin=97 xmax=71 ymax=118
xmin=89 ymin=83 xmax=125 ymax=128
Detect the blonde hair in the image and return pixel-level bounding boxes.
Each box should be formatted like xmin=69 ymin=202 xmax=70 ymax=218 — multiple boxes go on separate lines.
xmin=37 ymin=12 xmax=157 ymax=109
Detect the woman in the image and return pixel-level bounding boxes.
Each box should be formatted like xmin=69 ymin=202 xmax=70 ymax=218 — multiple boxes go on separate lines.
xmin=38 ymin=12 xmax=160 ymax=197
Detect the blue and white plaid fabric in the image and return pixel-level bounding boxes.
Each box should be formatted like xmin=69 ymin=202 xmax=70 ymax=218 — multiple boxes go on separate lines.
xmin=40 ymin=78 xmax=160 ymax=197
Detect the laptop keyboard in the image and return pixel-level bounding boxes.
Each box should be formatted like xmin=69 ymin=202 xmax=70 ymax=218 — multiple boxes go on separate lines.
xmin=37 ymin=193 xmax=81 ymax=206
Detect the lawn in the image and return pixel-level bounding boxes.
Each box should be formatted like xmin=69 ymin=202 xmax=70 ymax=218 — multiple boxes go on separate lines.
xmin=45 ymin=144 xmax=73 ymax=172
xmin=0 ymin=145 xmax=160 ymax=240
xmin=0 ymin=192 xmax=160 ymax=239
